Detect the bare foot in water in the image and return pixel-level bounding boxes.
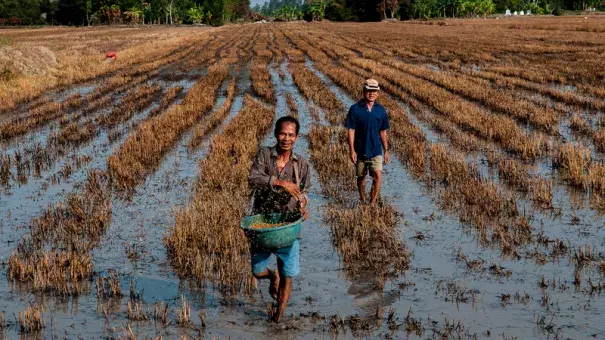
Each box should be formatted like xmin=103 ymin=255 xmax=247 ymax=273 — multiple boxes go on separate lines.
xmin=269 ymin=269 xmax=280 ymax=301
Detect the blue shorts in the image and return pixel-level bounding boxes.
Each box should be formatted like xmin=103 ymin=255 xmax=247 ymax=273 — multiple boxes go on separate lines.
xmin=250 ymin=239 xmax=300 ymax=278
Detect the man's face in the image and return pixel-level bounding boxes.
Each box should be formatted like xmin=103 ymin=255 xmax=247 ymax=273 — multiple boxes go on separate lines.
xmin=364 ymin=89 xmax=379 ymax=103
xmin=276 ymin=122 xmax=298 ymax=151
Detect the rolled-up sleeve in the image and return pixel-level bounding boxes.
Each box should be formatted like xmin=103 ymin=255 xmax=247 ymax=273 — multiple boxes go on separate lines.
xmin=249 ymin=148 xmax=276 ymax=190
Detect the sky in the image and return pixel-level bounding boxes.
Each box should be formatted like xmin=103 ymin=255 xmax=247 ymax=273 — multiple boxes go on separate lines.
xmin=250 ymin=0 xmax=267 ymax=7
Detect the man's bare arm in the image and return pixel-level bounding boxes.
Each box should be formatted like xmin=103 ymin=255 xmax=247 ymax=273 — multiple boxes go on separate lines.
xmin=380 ymin=130 xmax=390 ymax=163
xmin=348 ymin=129 xmax=357 ymax=164
xmin=273 ymin=179 xmax=302 ymax=201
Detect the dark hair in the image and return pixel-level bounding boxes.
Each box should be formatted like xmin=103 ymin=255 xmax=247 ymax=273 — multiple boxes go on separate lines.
xmin=274 ymin=115 xmax=300 ymax=136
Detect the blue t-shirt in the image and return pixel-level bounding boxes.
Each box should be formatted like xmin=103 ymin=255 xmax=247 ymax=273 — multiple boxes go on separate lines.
xmin=344 ymin=100 xmax=390 ymax=159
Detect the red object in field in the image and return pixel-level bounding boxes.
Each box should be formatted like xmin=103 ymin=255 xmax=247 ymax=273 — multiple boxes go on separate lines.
xmin=106 ymin=52 xmax=117 ymax=60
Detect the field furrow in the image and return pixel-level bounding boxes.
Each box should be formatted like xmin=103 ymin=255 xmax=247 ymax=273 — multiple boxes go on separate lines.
xmin=164 ymin=95 xmax=274 ymax=294
xmin=3 ymin=20 xmax=605 ymax=340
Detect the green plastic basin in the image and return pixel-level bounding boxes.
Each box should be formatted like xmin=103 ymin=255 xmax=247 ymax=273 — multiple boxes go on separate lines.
xmin=241 ymin=212 xmax=302 ymax=250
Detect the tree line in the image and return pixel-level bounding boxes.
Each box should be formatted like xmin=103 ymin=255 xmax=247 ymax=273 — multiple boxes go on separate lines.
xmin=0 ymin=0 xmax=603 ymax=25
xmin=252 ymin=0 xmax=605 ymax=21
xmin=0 ymin=0 xmax=251 ymax=26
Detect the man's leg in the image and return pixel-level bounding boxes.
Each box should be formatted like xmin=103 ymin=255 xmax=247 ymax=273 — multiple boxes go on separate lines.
xmin=274 ymin=276 xmax=292 ymax=322
xmin=357 ymin=175 xmax=367 ymax=203
xmin=356 ymin=159 xmax=368 ymax=203
xmin=251 ymin=248 xmax=280 ymax=300
xmin=273 ymin=240 xmax=300 ymax=322
xmin=369 ymin=170 xmax=382 ymax=205
xmin=369 ymin=156 xmax=384 ymax=205
xmin=253 ymin=269 xmax=280 ymax=301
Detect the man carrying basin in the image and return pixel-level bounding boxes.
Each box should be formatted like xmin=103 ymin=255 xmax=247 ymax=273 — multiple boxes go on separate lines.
xmin=346 ymin=79 xmax=390 ymax=205
xmin=248 ymin=115 xmax=310 ymax=323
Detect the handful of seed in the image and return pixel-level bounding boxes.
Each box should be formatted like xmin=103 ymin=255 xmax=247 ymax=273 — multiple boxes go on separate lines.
xmin=249 ymin=222 xmax=288 ymax=230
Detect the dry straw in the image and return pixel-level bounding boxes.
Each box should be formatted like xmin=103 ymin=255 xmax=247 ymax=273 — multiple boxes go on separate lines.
xmin=289 ymin=62 xmax=344 ymax=124
xmin=8 ymin=170 xmax=111 ymax=295
xmin=307 ymin=124 xmax=409 ymax=283
xmin=165 ymin=95 xmax=274 ymax=294
xmin=108 ymin=59 xmax=236 ymax=191
xmin=18 ymin=305 xmax=44 ymax=333
xmin=0 ymin=311 xmax=5 ymax=330
xmin=286 ymin=30 xmax=534 ymax=248
xmin=189 ymin=77 xmax=237 ymax=149
xmin=176 ymin=295 xmax=191 ymax=326
xmin=251 ymin=48 xmax=276 ymax=104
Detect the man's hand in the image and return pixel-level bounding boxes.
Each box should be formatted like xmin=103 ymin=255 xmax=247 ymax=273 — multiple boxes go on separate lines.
xmin=350 ymin=151 xmax=357 ymax=164
xmin=300 ymin=195 xmax=308 ymax=208
xmin=301 ymin=207 xmax=309 ymax=221
xmin=299 ymin=196 xmax=309 ymax=220
xmin=384 ymin=150 xmax=390 ymax=164
xmin=274 ymin=179 xmax=303 ymax=201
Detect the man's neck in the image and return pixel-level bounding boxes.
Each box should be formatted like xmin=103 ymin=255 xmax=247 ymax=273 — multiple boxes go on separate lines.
xmin=276 ymin=146 xmax=292 ymax=160
xmin=364 ymin=99 xmax=375 ymax=108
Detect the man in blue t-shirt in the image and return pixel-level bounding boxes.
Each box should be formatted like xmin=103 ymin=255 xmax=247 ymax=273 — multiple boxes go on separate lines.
xmin=345 ymin=79 xmax=390 ymax=205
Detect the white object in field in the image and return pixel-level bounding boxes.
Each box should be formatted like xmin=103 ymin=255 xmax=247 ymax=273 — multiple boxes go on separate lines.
xmin=520 ymin=10 xmax=524 ymax=15
xmin=513 ymin=11 xmax=518 ymax=15
xmin=505 ymin=9 xmax=511 ymax=15
xmin=526 ymin=10 xmax=531 ymax=15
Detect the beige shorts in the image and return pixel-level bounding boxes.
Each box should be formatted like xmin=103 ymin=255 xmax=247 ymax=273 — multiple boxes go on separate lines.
xmin=355 ymin=155 xmax=383 ymax=177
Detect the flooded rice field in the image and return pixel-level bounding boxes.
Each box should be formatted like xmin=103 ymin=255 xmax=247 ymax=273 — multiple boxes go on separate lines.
xmin=2 ymin=18 xmax=605 ymax=339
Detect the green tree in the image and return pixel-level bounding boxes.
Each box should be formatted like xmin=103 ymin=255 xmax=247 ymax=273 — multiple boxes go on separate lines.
xmin=85 ymin=0 xmax=92 ymax=25
xmin=385 ymin=0 xmax=399 ymax=17
xmin=306 ymin=0 xmax=327 ymax=20
xmin=413 ymin=0 xmax=438 ymax=18
xmin=325 ymin=0 xmax=359 ymax=20
xmin=0 ymin=0 xmax=42 ymax=24
xmin=275 ymin=4 xmax=299 ymax=19
xmin=57 ymin=0 xmax=87 ymax=25
xmin=40 ymin=0 xmax=60 ymax=24
xmin=476 ymin=0 xmax=495 ymax=16
xmin=123 ymin=6 xmax=143 ymax=23
xmin=142 ymin=2 xmax=150 ymax=23
xmin=187 ymin=5 xmax=204 ymax=23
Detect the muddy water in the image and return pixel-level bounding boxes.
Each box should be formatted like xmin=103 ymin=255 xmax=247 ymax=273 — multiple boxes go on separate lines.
xmin=0 ymin=85 xmax=168 ymax=258
xmin=92 ymin=71 xmax=250 ymax=277
xmin=297 ymin=60 xmax=605 ymax=339
xmin=0 ymin=70 xmax=217 ymax=339
xmin=2 ymin=61 xmax=605 ymax=339
xmin=2 ymin=70 xmax=254 ymax=339
xmin=0 ymin=75 xmax=196 ymax=194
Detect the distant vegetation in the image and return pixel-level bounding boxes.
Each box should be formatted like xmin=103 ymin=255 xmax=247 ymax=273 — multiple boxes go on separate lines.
xmin=0 ymin=0 xmax=603 ymax=26
xmin=251 ymin=0 xmax=605 ymax=21
xmin=0 ymin=0 xmax=251 ymax=26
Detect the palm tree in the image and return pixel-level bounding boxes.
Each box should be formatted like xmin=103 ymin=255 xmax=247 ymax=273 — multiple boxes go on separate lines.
xmin=125 ymin=7 xmax=143 ymax=24
xmin=187 ymin=6 xmax=204 ymax=24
